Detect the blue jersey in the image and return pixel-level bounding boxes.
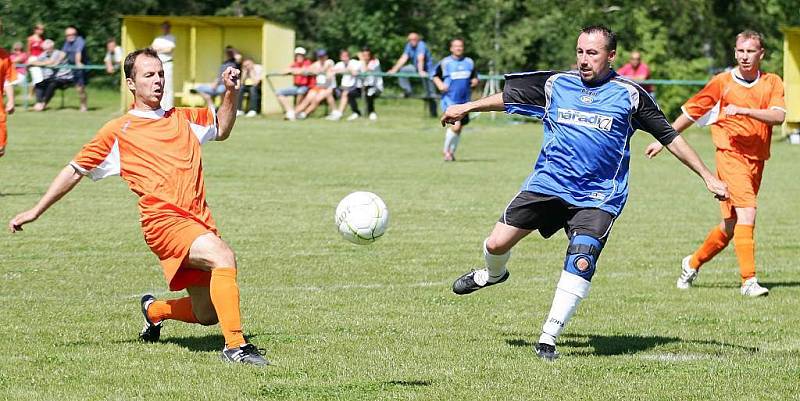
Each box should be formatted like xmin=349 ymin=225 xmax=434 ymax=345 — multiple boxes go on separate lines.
xmin=403 ymin=41 xmax=434 ymax=73
xmin=503 ymin=70 xmax=677 ymax=216
xmin=434 ymin=56 xmax=477 ymax=109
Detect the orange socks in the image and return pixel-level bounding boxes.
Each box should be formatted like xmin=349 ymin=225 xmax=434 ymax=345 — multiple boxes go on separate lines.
xmin=689 ymin=226 xmax=730 ymax=269
xmin=733 ymin=224 xmax=756 ymax=282
xmin=147 ymin=297 xmax=199 ymax=324
xmin=210 ymin=267 xmax=246 ymax=349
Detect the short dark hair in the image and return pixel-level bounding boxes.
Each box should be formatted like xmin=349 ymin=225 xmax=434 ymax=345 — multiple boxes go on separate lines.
xmin=580 ymin=25 xmax=617 ymax=52
xmin=450 ymin=37 xmax=465 ymax=46
xmin=736 ymin=30 xmax=764 ymax=49
xmin=124 ymin=48 xmax=160 ymax=80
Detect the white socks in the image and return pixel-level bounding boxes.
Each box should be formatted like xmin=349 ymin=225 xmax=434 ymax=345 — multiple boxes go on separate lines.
xmin=443 ymin=129 xmax=460 ymax=153
xmin=539 ymin=271 xmax=591 ymax=346
xmin=484 ymin=239 xmax=510 ymax=282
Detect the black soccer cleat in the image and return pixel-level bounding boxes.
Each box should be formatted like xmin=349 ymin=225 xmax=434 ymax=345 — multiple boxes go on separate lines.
xmin=221 ymin=343 xmax=271 ymax=366
xmin=452 ymin=268 xmax=510 ymax=295
xmin=534 ymin=343 xmax=559 ymax=361
xmin=138 ymin=294 xmax=163 ymax=343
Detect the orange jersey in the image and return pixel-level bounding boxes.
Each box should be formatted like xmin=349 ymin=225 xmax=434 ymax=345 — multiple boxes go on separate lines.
xmin=71 ymin=108 xmax=220 ymax=289
xmin=681 ymin=70 xmax=785 ymax=160
xmin=0 ymin=48 xmax=17 ymax=149
xmin=0 ymin=48 xmax=17 ymax=102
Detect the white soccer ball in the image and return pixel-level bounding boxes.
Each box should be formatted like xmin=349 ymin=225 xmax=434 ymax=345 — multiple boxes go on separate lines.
xmin=335 ymin=191 xmax=389 ymax=245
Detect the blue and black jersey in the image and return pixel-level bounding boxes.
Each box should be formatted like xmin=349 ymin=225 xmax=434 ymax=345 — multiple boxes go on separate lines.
xmin=434 ymin=56 xmax=477 ymax=109
xmin=503 ymin=70 xmax=678 ymax=216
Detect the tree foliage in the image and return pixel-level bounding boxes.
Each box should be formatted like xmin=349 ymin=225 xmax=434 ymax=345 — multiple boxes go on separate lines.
xmin=2 ymin=0 xmax=798 ymax=116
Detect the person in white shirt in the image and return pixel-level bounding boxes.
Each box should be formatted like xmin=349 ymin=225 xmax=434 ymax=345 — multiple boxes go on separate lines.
xmin=346 ymin=47 xmax=383 ymax=121
xmin=327 ymin=49 xmax=362 ymax=121
xmin=104 ymin=38 xmax=123 ymax=74
xmin=151 ymin=21 xmax=176 ymax=109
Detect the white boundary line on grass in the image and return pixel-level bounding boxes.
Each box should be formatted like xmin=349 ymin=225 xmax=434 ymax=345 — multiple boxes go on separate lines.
xmin=126 ymin=280 xmax=450 ymax=298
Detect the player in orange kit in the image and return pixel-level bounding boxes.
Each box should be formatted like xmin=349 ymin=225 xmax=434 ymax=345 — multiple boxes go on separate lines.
xmin=0 ymin=19 xmax=18 ymax=158
xmin=645 ymin=30 xmax=785 ymax=296
xmin=8 ymin=48 xmax=269 ymax=365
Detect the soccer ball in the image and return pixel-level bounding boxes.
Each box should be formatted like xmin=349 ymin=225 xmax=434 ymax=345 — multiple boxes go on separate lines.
xmin=335 ymin=191 xmax=389 ymax=245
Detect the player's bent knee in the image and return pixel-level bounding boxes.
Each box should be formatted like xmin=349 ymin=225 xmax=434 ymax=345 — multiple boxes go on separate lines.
xmin=564 ymin=234 xmax=603 ymax=281
xmin=485 ymin=238 xmax=511 ymax=255
xmin=196 ymin=311 xmax=219 ymax=326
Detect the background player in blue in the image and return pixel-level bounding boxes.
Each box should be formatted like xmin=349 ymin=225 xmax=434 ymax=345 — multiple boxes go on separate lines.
xmin=441 ymin=25 xmax=729 ymax=360
xmin=433 ymin=38 xmax=478 ymax=161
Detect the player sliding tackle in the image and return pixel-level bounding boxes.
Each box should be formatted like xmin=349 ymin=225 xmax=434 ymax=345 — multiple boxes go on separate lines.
xmin=441 ymin=25 xmax=729 ymax=360
xmin=8 ymin=48 xmax=269 ymax=366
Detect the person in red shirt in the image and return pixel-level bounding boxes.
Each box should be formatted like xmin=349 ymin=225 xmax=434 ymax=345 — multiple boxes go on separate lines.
xmin=276 ymin=46 xmax=314 ymax=120
xmin=617 ymin=51 xmax=653 ymax=94
xmin=8 ymin=48 xmax=269 ymax=365
xmin=9 ymin=42 xmax=28 ymax=82
xmin=26 ymin=24 xmax=45 ymax=58
xmin=645 ymin=31 xmax=785 ymax=297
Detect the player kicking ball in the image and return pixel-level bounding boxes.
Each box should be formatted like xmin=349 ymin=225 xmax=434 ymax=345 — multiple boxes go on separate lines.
xmin=8 ymin=48 xmax=269 ymax=366
xmin=442 ymin=26 xmax=729 ymax=360
xmin=432 ymin=38 xmax=478 ymax=161
xmin=644 ymin=30 xmax=785 ymax=297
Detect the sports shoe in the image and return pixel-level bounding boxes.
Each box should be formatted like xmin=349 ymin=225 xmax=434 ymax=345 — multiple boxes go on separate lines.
xmin=139 ymin=294 xmax=162 ymax=343
xmin=346 ymin=113 xmax=360 ymax=121
xmin=677 ymin=255 xmax=698 ymax=289
xmin=741 ymin=277 xmax=769 ymax=297
xmin=245 ymin=110 xmax=257 ymax=117
xmin=326 ymin=110 xmax=342 ymax=121
xmin=452 ymin=268 xmax=510 ymax=295
xmin=368 ymin=112 xmax=378 ymax=121
xmin=443 ymin=151 xmax=454 ymax=162
xmin=221 ymin=343 xmax=270 ymax=366
xmin=296 ymin=111 xmax=307 ymax=120
xmin=285 ymin=111 xmax=296 ymax=121
xmin=534 ymin=343 xmax=559 ymax=361
xmin=236 ymin=110 xmax=245 ymax=116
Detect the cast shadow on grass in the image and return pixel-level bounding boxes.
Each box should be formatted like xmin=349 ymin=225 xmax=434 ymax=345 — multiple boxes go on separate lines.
xmin=506 ymin=333 xmax=758 ymax=356
xmin=161 ymin=333 xmax=259 ymax=352
xmin=694 ymin=281 xmax=800 ymax=289
xmin=0 ymin=192 xmax=36 ymax=197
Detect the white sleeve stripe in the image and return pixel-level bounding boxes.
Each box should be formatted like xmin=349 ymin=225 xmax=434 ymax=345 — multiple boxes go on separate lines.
xmin=681 ymin=106 xmax=696 ymax=122
xmin=69 ymin=161 xmax=90 ymax=175
xmin=769 ymin=106 xmax=787 ymax=112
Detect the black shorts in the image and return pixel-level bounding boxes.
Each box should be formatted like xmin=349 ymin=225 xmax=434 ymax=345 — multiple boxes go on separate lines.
xmin=499 ymin=191 xmax=615 ymax=241
xmin=458 ymin=113 xmax=470 ymax=126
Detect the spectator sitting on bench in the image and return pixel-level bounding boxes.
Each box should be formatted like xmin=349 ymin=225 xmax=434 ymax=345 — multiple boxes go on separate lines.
xmin=293 ymin=49 xmax=336 ymax=120
xmin=276 ymin=47 xmax=313 ymax=120
xmin=326 ymin=49 xmax=361 ymax=121
xmin=237 ymin=57 xmax=263 ymax=117
xmin=346 ymin=47 xmax=383 ymax=121
xmin=27 ymin=39 xmax=66 ymax=111
xmin=194 ymin=46 xmax=241 ymax=106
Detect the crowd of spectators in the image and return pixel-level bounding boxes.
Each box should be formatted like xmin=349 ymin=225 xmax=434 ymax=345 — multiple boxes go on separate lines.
xmin=4 ymin=22 xmax=665 ymax=120
xmin=275 ymin=46 xmax=384 ymax=121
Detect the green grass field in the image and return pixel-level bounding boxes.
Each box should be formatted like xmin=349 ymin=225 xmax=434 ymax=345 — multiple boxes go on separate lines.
xmin=1 ymin=90 xmax=799 ymax=400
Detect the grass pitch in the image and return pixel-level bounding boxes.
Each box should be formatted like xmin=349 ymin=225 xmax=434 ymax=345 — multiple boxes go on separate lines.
xmin=1 ymin=91 xmax=799 ymax=400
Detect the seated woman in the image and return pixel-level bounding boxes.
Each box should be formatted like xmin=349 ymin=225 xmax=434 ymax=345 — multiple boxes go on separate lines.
xmin=294 ymin=49 xmax=336 ymax=120
xmin=347 ymin=47 xmax=383 ymax=121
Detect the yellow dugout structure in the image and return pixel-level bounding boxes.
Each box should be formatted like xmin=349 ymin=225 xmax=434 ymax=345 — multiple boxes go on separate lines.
xmin=120 ymin=16 xmax=295 ymax=114
xmin=783 ymin=26 xmax=800 ymax=135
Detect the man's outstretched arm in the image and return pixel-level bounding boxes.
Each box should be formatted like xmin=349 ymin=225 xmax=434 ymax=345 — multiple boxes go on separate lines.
xmin=216 ymin=66 xmax=241 ymax=141
xmin=440 ymin=93 xmax=504 ymax=126
xmin=664 ymin=135 xmax=728 ymax=200
xmin=8 ymin=165 xmax=84 ymax=232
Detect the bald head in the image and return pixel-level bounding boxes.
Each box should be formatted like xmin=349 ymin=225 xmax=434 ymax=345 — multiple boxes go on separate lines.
xmin=629 ymin=51 xmax=641 ymax=67
xmin=408 ymin=32 xmax=421 ymax=46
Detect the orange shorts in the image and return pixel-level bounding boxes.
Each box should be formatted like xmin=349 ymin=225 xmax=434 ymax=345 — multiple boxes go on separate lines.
xmin=142 ymin=216 xmax=218 ymax=291
xmin=0 ymin=111 xmax=7 ymax=149
xmin=715 ymin=150 xmax=764 ymax=219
